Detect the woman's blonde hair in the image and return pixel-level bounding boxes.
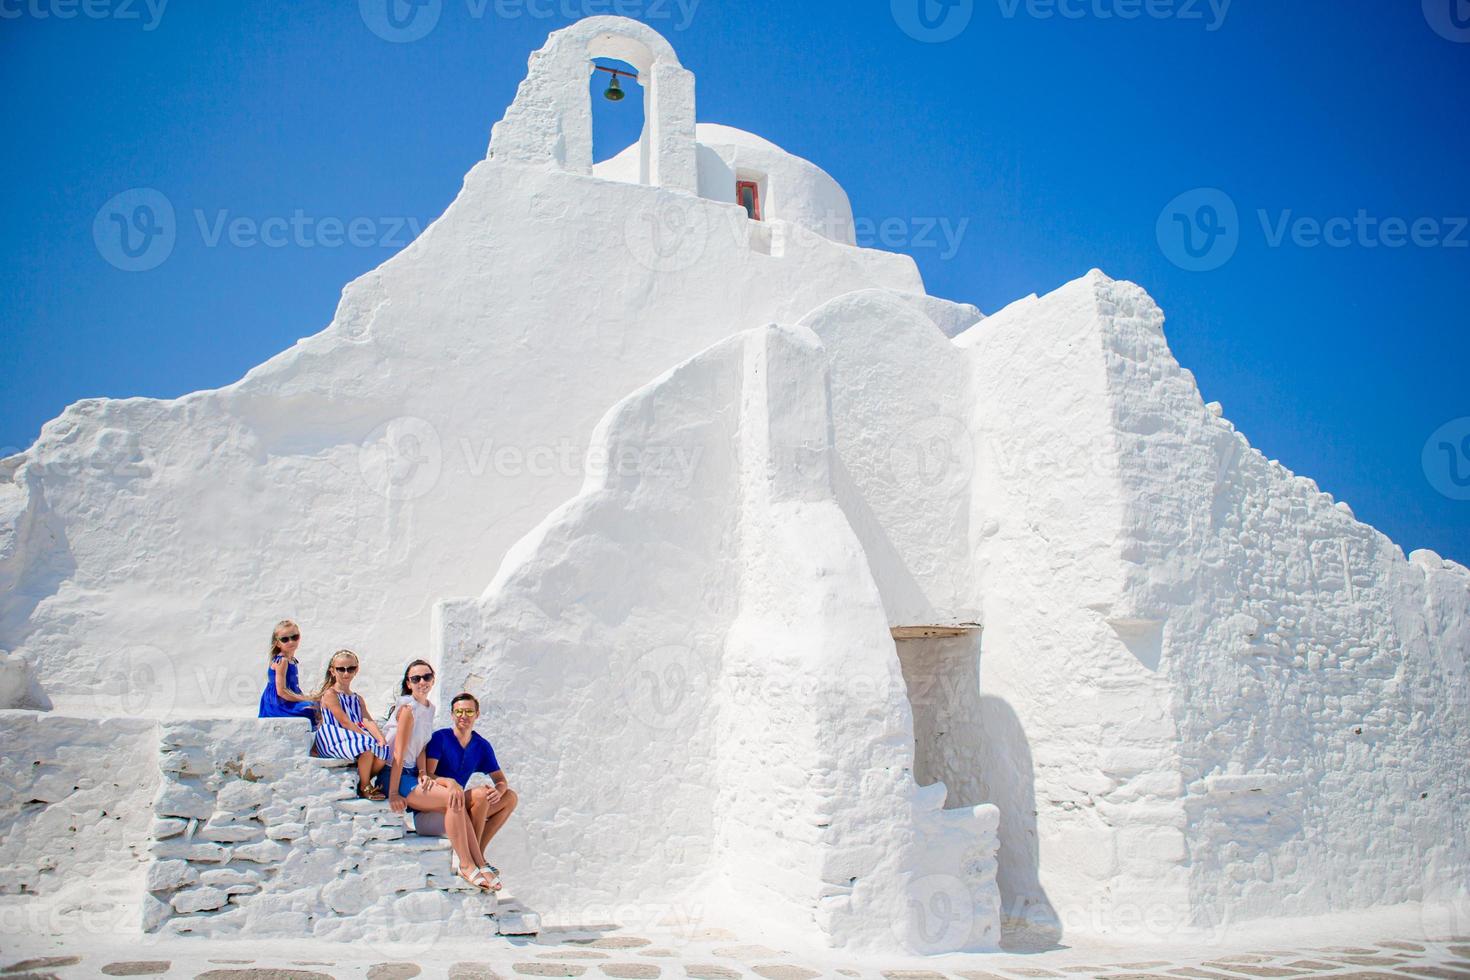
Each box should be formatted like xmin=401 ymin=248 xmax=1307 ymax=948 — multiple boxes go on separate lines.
xmin=313 ymin=649 xmax=359 ymax=702
xmin=268 ymin=619 xmax=299 ymax=663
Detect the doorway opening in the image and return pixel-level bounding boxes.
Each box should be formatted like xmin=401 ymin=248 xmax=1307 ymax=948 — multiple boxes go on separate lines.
xmin=895 ymin=633 xmax=986 ymax=809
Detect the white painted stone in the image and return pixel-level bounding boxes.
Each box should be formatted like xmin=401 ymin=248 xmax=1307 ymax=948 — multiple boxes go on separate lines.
xmin=198 ymin=867 xmax=262 ymax=887
xmin=151 ymin=817 xmax=187 ymax=839
xmin=171 ymin=885 xmax=228 ymax=913
xmin=321 ymin=874 xmax=372 ymax=915
xmin=200 ymin=819 xmax=265 ymax=843
xmin=216 ymin=780 xmax=273 ymax=813
xmin=302 ymin=805 xmax=333 ymax=825
xmin=362 ymin=858 xmax=428 ymax=895
xmin=256 ymin=803 xmax=304 ymax=826
xmin=233 ymin=839 xmax=290 ymax=864
xmin=307 ymin=821 xmax=351 ymax=848
xmin=149 ymin=840 xmax=229 ymax=863
xmin=158 ymin=748 xmax=208 ymax=775
xmin=497 ymin=911 xmax=541 ymax=935
xmin=141 ymin=893 xmax=172 ymax=932
xmin=351 ymin=815 xmax=403 ymax=842
xmin=153 ymin=781 xmax=214 ymax=820
xmin=145 ymin=858 xmax=197 ymax=892
xmin=265 ymin=821 xmax=306 ymax=841
xmin=333 ymin=798 xmax=386 ymax=816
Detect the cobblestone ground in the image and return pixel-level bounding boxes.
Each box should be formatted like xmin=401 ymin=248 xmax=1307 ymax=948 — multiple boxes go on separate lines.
xmin=1 ymin=928 xmax=1466 ymax=980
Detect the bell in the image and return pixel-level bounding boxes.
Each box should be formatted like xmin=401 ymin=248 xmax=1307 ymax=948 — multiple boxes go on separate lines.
xmin=604 ymin=75 xmax=626 ymax=102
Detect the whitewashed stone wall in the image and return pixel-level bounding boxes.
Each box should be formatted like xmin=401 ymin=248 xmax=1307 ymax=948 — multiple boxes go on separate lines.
xmin=435 ymin=323 xmax=1003 ymax=956
xmin=0 ymin=712 xmax=156 ymax=905
xmin=958 ymin=271 xmax=1470 ymax=938
xmin=144 ymin=719 xmax=535 ymax=939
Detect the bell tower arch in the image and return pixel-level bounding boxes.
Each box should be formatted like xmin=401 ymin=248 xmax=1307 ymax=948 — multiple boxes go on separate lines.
xmin=488 ymin=17 xmax=699 ymax=195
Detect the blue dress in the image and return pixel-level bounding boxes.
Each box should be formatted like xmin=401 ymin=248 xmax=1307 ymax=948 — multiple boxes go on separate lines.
xmin=314 ymin=690 xmax=393 ymax=762
xmin=258 ymin=656 xmax=316 ymax=721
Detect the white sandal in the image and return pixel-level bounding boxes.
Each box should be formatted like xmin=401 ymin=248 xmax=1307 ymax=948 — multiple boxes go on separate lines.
xmin=475 ymin=865 xmax=503 ymax=891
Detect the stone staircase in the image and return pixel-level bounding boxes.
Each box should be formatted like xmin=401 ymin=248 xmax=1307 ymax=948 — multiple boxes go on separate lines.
xmin=145 ymin=719 xmax=539 ymax=939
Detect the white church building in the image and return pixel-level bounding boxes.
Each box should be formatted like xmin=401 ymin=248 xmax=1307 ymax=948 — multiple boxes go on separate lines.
xmin=0 ymin=16 xmax=1465 ymax=956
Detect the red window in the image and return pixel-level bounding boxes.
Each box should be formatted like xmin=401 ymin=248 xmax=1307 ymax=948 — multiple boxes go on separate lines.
xmin=736 ymin=180 xmax=762 ymax=221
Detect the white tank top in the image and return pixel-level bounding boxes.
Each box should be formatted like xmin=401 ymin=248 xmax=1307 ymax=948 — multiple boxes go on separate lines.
xmin=384 ymin=695 xmax=436 ymax=769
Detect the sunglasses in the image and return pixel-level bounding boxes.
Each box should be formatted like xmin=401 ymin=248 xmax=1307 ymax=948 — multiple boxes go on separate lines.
xmin=451 ymin=708 xmax=477 ymax=717
xmin=334 ymin=665 xmax=358 ymax=674
xmin=279 ymin=634 xmax=300 ymax=643
xmin=408 ymin=673 xmax=434 ymax=684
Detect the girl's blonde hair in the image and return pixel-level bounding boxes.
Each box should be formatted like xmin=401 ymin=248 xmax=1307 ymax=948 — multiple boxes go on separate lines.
xmin=313 ymin=649 xmax=359 ymax=702
xmin=268 ymin=619 xmax=299 ymax=663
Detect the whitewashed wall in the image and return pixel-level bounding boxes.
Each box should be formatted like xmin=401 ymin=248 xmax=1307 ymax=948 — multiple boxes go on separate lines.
xmin=434 ymin=323 xmax=1002 ymax=955
xmin=0 ymin=18 xmax=921 ymax=716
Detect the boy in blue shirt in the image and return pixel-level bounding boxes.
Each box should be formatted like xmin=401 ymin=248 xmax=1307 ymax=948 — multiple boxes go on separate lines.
xmin=426 ymin=693 xmax=519 ymax=859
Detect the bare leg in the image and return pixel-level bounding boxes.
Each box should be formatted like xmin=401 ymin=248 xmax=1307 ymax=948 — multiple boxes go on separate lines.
xmin=355 ymin=752 xmax=373 ymax=792
xmin=477 ymin=789 xmax=518 ymax=853
xmin=407 ymin=782 xmax=488 ymax=883
xmin=467 ymin=786 xmax=493 ymax=841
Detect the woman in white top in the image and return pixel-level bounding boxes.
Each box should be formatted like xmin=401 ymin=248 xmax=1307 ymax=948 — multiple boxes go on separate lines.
xmin=380 ymin=659 xmax=496 ymax=891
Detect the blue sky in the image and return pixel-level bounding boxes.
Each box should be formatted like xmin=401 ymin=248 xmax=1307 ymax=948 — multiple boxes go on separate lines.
xmin=2 ymin=0 xmax=1467 ymax=563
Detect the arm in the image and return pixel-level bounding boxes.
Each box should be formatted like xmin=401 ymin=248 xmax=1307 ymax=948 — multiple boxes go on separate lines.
xmin=484 ymin=768 xmax=509 ymax=804
xmin=321 ymin=689 xmax=368 ymax=734
xmin=272 ymin=658 xmax=309 ymax=703
xmin=360 ymin=707 xmax=387 ymax=745
xmin=388 ymin=705 xmax=413 ymax=813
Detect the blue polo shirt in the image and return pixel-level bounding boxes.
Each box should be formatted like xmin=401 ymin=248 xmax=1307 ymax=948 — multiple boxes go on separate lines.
xmin=425 ymin=728 xmax=501 ymax=787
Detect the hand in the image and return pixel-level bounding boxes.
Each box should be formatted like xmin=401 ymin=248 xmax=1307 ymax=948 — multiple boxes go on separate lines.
xmin=421 ymin=775 xmax=437 ymax=792
xmin=389 ymin=794 xmax=407 ymax=814
xmin=484 ymin=786 xmax=503 ymax=806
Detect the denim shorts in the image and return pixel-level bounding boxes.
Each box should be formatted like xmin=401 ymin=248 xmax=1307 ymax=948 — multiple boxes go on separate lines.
xmin=376 ymin=766 xmax=419 ymax=798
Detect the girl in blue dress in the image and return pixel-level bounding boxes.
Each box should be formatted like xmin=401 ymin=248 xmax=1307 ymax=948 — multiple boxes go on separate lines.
xmin=257 ymin=620 xmax=317 ymax=723
xmin=312 ymin=649 xmax=393 ymax=800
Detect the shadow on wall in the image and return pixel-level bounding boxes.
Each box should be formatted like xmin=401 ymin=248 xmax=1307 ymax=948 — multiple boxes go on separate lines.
xmin=977 ymin=694 xmax=1059 ymax=948
xmin=894 ymin=637 xmax=1059 ymax=948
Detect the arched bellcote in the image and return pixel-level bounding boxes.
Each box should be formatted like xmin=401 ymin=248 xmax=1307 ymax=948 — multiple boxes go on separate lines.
xmin=488 ymin=17 xmax=698 ymax=194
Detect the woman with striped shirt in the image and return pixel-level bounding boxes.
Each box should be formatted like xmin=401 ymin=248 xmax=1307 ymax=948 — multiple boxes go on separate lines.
xmin=311 ymin=649 xmax=392 ymax=800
